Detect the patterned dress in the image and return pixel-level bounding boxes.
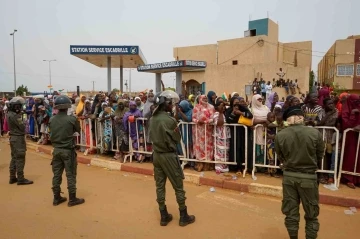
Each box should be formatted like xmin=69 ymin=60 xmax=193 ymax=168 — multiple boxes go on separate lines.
xmin=213 ymin=112 xmax=231 ymax=172
xmin=99 ymin=109 xmax=114 ymax=153
xmin=192 ymin=96 xmax=215 ymax=161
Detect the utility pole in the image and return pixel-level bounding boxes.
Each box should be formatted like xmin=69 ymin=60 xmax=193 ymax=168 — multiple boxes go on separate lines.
xmin=91 ymin=81 xmax=95 ymax=92
xmin=10 ymin=29 xmax=17 ymax=95
xmin=125 ymin=80 xmax=128 ymax=93
xmin=43 ymin=59 xmax=56 ymax=93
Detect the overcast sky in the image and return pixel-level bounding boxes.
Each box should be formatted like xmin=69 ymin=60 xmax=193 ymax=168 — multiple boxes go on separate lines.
xmin=0 ymin=0 xmax=359 ymax=93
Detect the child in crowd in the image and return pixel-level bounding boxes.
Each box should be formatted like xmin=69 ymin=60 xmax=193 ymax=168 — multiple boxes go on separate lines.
xmin=265 ymin=112 xmax=278 ymax=177
xmin=37 ymin=106 xmax=49 ymax=145
xmin=270 ymin=113 xmax=289 ymax=132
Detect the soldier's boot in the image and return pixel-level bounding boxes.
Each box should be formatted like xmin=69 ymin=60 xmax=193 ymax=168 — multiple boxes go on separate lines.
xmin=9 ymin=177 xmax=18 ymax=184
xmin=53 ymin=193 xmax=67 ymax=206
xmin=68 ymin=193 xmax=85 ymax=207
xmin=17 ymin=178 xmax=33 ymax=185
xmin=179 ymin=206 xmax=195 ymax=227
xmin=160 ymin=206 xmax=173 ymax=226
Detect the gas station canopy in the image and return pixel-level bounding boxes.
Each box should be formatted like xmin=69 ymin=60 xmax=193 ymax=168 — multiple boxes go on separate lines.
xmin=137 ymin=60 xmax=206 ymax=73
xmin=70 ymin=45 xmax=147 ymax=68
xmin=70 ymin=45 xmax=147 ymax=93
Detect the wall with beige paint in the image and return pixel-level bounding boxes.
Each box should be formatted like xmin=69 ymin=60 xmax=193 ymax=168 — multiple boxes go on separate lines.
xmin=182 ymin=63 xmax=309 ymax=99
xmin=172 ymin=18 xmax=311 ymax=98
xmin=173 ymin=44 xmax=217 ymax=65
xmin=318 ymin=37 xmax=357 ymax=90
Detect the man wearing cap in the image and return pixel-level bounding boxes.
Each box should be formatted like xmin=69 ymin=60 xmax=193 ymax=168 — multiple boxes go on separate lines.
xmin=149 ymin=91 xmax=195 ymax=227
xmin=275 ymin=105 xmax=324 ymax=239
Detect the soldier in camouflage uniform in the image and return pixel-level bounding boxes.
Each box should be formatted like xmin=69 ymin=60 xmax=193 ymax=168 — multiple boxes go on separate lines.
xmin=49 ymin=95 xmax=85 ymax=207
xmin=7 ymin=97 xmax=33 ymax=185
xmin=149 ymin=90 xmax=195 ymax=227
xmin=275 ymin=105 xmax=324 ymax=239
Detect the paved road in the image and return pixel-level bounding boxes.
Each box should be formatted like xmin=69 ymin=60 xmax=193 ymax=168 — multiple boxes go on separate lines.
xmin=0 ymin=139 xmax=359 ymax=239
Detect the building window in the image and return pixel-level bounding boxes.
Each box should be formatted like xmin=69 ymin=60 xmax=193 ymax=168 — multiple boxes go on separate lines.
xmin=357 ymin=64 xmax=360 ymax=76
xmin=232 ymin=60 xmax=238 ymax=65
xmin=337 ymin=64 xmax=354 ymax=76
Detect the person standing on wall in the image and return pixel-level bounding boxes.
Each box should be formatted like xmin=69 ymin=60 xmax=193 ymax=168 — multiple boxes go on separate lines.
xmin=149 ymin=90 xmax=195 ymax=227
xmin=7 ymin=97 xmax=33 ymax=185
xmin=275 ymin=105 xmax=324 ymax=239
xmin=49 ymin=95 xmax=85 ymax=207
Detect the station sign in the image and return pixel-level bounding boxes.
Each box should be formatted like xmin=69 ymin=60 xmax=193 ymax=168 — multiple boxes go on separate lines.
xmin=70 ymin=45 xmax=139 ymax=55
xmin=137 ymin=60 xmax=206 ymax=71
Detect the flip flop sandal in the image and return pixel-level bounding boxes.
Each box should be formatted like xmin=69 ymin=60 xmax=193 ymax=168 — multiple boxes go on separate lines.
xmin=347 ymin=182 xmax=356 ymax=189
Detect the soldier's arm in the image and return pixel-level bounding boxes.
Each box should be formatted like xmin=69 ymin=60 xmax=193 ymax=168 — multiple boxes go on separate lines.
xmin=316 ymin=131 xmax=325 ymax=164
xmin=73 ymin=117 xmax=81 ymax=133
xmin=161 ymin=120 xmax=181 ymax=143
xmin=274 ymin=135 xmax=284 ymax=161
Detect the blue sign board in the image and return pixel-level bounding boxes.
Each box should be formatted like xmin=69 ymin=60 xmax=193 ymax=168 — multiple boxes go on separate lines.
xmin=70 ymin=45 xmax=139 ymax=55
xmin=137 ymin=60 xmax=206 ymax=71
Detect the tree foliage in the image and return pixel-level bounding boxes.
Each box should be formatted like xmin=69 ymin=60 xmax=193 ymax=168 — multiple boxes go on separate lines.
xmin=309 ymin=70 xmax=315 ymax=90
xmin=16 ymin=85 xmax=29 ymax=96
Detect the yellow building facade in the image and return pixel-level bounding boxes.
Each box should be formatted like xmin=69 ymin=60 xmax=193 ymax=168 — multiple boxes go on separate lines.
xmin=173 ymin=18 xmax=312 ymax=98
xmin=317 ymin=35 xmax=360 ymax=93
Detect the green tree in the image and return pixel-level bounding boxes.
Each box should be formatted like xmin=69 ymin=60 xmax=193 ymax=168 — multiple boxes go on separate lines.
xmin=16 ymin=85 xmax=29 ymax=96
xmin=309 ymin=70 xmax=315 ymax=90
xmin=112 ymin=88 xmax=120 ymax=93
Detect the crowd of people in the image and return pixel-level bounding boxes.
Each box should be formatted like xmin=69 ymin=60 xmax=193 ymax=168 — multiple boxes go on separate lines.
xmin=0 ymin=84 xmax=359 ymax=188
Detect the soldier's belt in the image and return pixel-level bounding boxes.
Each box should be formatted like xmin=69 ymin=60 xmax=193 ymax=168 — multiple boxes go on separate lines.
xmin=284 ymin=171 xmax=317 ymax=179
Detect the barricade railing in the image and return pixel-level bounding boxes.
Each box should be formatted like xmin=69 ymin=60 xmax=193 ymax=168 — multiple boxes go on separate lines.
xmin=252 ymin=124 xmax=340 ymax=187
xmin=123 ymin=117 xmax=153 ymax=163
xmin=337 ymin=128 xmax=360 ymax=188
xmin=75 ymin=118 xmax=94 ymax=152
xmin=177 ymin=121 xmax=248 ymax=177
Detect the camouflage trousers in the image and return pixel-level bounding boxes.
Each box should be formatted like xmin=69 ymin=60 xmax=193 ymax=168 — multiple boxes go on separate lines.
xmin=153 ymin=152 xmax=186 ymax=210
xmin=282 ymin=171 xmax=320 ymax=239
xmin=51 ymin=148 xmax=77 ymax=194
xmin=9 ymin=136 xmax=27 ymax=180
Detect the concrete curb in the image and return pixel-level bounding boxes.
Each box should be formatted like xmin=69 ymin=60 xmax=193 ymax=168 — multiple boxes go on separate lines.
xmin=30 ymin=143 xmax=360 ymax=208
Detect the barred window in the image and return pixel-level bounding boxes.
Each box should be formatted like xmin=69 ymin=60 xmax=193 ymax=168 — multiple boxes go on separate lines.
xmin=357 ymin=64 xmax=360 ymax=76
xmin=337 ymin=64 xmax=354 ymax=76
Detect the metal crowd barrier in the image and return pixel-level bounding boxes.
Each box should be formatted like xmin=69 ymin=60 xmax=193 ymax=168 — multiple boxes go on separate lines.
xmin=75 ymin=118 xmax=94 ymax=151
xmin=337 ymin=128 xmax=360 ymax=188
xmin=123 ymin=117 xmax=152 ymax=163
xmin=251 ymin=124 xmax=340 ymax=187
xmin=177 ymin=121 xmax=248 ymax=177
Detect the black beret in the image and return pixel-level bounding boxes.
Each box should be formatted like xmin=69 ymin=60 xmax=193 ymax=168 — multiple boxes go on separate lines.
xmin=283 ymin=105 xmax=304 ymax=121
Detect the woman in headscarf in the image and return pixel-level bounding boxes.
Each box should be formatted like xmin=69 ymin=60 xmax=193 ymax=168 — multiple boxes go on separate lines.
xmin=192 ymin=95 xmax=215 ymax=171
xmin=143 ymin=92 xmax=155 ymax=117
xmin=226 ymin=96 xmax=253 ymax=174
xmin=213 ymin=101 xmax=231 ymax=173
xmin=135 ymin=97 xmax=144 ymax=112
xmin=76 ymin=95 xmax=86 ymax=116
xmin=113 ymin=99 xmax=129 ymax=161
xmin=341 ymin=94 xmax=360 ymax=188
xmin=188 ymin=94 xmax=195 ymax=108
xmin=337 ymin=92 xmax=349 ymax=115
xmin=175 ymin=100 xmax=194 ymax=160
xmin=207 ymin=91 xmax=217 ymax=106
xmin=98 ymin=102 xmax=115 ymax=154
xmin=231 ymin=92 xmax=239 ymax=98
xmin=266 ymin=92 xmax=284 ymax=112
xmin=123 ymin=101 xmax=143 ymax=162
xmin=26 ymin=98 xmax=35 ymax=136
xmin=251 ymin=94 xmax=270 ymax=170
xmin=318 ymin=83 xmax=330 ymax=107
